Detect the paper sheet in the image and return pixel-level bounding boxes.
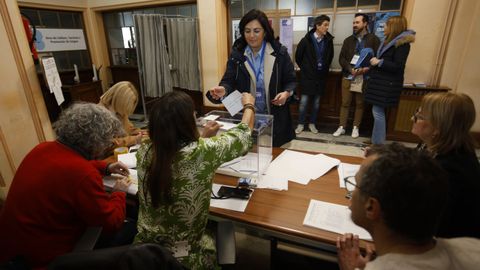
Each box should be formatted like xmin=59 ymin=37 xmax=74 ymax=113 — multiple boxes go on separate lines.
xmin=338 ymin=163 xmax=361 ymax=188
xmin=303 ymin=199 xmax=372 ymax=241
xmin=222 ymin=90 xmax=244 ymax=116
xmin=118 ymin=152 xmax=137 ymax=168
xmin=257 ymin=174 xmax=289 ymax=191
xmin=42 ymin=57 xmax=64 ymax=105
xmin=210 ymin=184 xmax=252 ymax=212
xmin=216 ymin=121 xmax=238 ymax=131
xmin=263 ymin=150 xmax=340 ymax=185
xmin=103 ymin=169 xmax=138 ymax=195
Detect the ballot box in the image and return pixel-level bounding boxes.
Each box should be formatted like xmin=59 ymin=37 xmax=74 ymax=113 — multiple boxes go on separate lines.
xmin=198 ymin=110 xmax=273 ymax=185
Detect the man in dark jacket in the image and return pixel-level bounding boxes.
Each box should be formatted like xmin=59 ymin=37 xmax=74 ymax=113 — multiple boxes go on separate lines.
xmin=333 ymin=13 xmax=380 ymax=139
xmin=295 ymin=15 xmax=334 ymax=134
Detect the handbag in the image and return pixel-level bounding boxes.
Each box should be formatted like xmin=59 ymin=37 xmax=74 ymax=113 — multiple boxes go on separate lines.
xmin=350 ymin=74 xmax=363 ymax=93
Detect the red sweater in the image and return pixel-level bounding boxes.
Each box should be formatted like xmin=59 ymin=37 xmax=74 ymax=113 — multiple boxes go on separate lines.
xmin=0 ymin=141 xmax=126 ymax=268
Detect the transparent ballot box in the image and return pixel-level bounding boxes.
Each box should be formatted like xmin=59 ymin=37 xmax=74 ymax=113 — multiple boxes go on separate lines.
xmin=198 ymin=110 xmax=273 ymax=186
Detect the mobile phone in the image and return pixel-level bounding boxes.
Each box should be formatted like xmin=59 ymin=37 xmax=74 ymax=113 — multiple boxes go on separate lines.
xmin=217 ymin=186 xmax=252 ymax=200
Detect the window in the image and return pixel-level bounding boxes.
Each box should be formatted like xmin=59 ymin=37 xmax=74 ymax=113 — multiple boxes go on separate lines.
xmin=228 ymin=0 xmax=403 ymax=70
xmin=103 ymin=4 xmax=197 ymax=66
xmin=20 ymin=8 xmax=91 ymax=72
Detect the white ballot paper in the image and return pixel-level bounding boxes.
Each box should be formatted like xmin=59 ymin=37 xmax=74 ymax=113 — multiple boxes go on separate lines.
xmin=222 ymin=90 xmax=244 ymax=116
xmin=118 ymin=152 xmax=137 ymax=169
xmin=303 ymin=199 xmax=372 ymax=241
xmin=338 ymin=163 xmax=361 ymax=188
xmin=103 ymin=169 xmax=138 ymax=195
xmin=263 ymin=150 xmax=340 ymax=185
xmin=210 ymin=184 xmax=252 ymax=212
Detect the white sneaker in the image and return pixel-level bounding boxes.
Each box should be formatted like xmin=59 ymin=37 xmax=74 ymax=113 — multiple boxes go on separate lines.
xmin=309 ymin=124 xmax=318 ymax=134
xmin=333 ymin=126 xmax=345 ymax=137
xmin=295 ymin=124 xmax=304 ymax=134
xmin=351 ymin=126 xmax=359 ymax=138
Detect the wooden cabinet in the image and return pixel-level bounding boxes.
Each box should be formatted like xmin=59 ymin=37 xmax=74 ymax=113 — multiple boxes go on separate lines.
xmin=386 ymin=86 xmax=449 ymax=143
xmin=62 ymin=81 xmax=103 ymax=104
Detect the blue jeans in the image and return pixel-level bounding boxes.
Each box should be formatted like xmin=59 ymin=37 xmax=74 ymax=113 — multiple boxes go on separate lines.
xmin=371 ymin=105 xmax=386 ymax=144
xmin=298 ymin=94 xmax=321 ymax=125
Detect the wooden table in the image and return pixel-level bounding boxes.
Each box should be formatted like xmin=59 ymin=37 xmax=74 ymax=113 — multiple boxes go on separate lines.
xmin=209 ymin=148 xmax=365 ymax=259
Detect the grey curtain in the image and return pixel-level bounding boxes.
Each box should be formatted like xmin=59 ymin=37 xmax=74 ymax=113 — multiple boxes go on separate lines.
xmin=134 ymin=14 xmax=172 ymax=97
xmin=165 ymin=18 xmax=201 ymax=91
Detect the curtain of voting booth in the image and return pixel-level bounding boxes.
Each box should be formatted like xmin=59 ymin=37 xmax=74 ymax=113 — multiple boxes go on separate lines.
xmin=133 ymin=14 xmax=201 ymax=99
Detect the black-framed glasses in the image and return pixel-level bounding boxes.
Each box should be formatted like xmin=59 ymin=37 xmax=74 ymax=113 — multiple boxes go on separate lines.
xmin=412 ymin=108 xmax=426 ymax=123
xmin=344 ymin=176 xmax=359 ymax=199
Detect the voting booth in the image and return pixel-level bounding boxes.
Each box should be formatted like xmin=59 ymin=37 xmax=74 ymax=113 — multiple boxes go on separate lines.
xmin=199 ymin=110 xmax=273 ymax=186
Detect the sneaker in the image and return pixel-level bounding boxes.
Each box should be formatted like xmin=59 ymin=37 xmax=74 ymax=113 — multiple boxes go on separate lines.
xmin=333 ymin=126 xmax=345 ymax=137
xmin=351 ymin=126 xmax=359 ymax=138
xmin=295 ymin=124 xmax=304 ymax=134
xmin=308 ymin=124 xmax=318 ymax=134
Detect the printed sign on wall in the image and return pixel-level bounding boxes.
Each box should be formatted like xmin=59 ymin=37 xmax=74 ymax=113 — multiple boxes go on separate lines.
xmin=35 ymin=28 xmax=87 ymax=52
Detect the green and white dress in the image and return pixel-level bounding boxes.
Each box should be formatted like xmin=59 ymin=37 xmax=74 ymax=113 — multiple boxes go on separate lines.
xmin=135 ymin=123 xmax=252 ymax=269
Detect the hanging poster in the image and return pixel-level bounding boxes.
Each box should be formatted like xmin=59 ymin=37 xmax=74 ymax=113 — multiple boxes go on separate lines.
xmin=41 ymin=57 xmax=64 ymax=105
xmin=232 ymin=20 xmax=241 ymax=43
xmin=372 ymin=12 xmax=401 ymax=41
xmin=279 ymin=18 xmax=293 ymax=56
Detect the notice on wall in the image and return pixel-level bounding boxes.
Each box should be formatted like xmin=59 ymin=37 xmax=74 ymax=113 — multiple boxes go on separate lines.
xmin=279 ymin=18 xmax=293 ymax=56
xmin=232 ymin=20 xmax=240 ymax=43
xmin=35 ymin=28 xmax=87 ymax=52
xmin=41 ymin=57 xmax=64 ymax=106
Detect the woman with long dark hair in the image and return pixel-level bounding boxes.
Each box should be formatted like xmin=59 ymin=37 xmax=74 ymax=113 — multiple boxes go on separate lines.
xmin=207 ymin=9 xmax=297 ymax=147
xmin=134 ymin=91 xmax=255 ymax=269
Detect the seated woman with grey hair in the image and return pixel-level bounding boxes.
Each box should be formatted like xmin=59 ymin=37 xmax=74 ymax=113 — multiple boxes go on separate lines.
xmin=0 ymin=103 xmax=132 ymax=269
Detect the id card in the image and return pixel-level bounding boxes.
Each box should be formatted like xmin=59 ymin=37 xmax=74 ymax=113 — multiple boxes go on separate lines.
xmin=172 ymin=241 xmax=190 ymax=258
xmin=350 ymin=54 xmax=360 ymax=65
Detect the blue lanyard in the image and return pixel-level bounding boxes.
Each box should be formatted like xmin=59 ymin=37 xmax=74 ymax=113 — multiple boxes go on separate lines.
xmin=246 ymin=42 xmax=266 ymax=82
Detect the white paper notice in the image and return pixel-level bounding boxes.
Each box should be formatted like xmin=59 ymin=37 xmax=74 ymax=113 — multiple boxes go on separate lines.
xmin=338 ymin=163 xmax=361 ymax=188
xmin=303 ymin=199 xmax=372 ymax=241
xmin=222 ymin=90 xmax=243 ymax=116
xmin=210 ymin=184 xmax=251 ymax=212
xmin=41 ymin=57 xmax=64 ymax=105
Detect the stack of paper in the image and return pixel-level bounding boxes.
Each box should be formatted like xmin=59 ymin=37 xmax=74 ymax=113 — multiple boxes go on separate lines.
xmin=303 ymin=199 xmax=372 ymax=241
xmin=259 ymin=150 xmax=341 ymax=190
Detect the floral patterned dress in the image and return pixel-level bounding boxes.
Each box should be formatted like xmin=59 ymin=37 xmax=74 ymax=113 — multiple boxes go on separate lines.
xmin=135 ymin=123 xmax=252 ymax=269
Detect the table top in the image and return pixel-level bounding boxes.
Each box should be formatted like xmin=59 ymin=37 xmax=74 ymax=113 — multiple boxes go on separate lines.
xmin=209 ymin=147 xmax=364 ymax=247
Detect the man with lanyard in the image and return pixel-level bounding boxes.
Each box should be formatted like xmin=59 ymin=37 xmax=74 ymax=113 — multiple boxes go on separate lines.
xmin=333 ymin=13 xmax=380 ymax=138
xmin=295 ymin=15 xmax=334 ymax=134
xmin=245 ymin=40 xmax=267 ymax=114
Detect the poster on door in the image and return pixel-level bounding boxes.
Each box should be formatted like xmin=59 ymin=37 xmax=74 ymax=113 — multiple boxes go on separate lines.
xmin=279 ymin=18 xmax=293 ymax=56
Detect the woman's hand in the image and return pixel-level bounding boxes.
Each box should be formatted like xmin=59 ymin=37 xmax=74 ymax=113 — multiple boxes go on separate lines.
xmin=370 ymin=57 xmax=381 ymax=66
xmin=242 ymin=93 xmax=255 ymax=107
xmin=112 ymin=176 xmax=132 ymax=192
xmin=202 ymin=121 xmax=222 ymax=138
xmin=271 ymin=91 xmax=290 ymax=106
xmin=336 ymin=234 xmax=374 ymax=270
xmin=107 ymin=162 xmax=129 ymax=176
xmin=209 ymin=86 xmax=226 ymax=100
